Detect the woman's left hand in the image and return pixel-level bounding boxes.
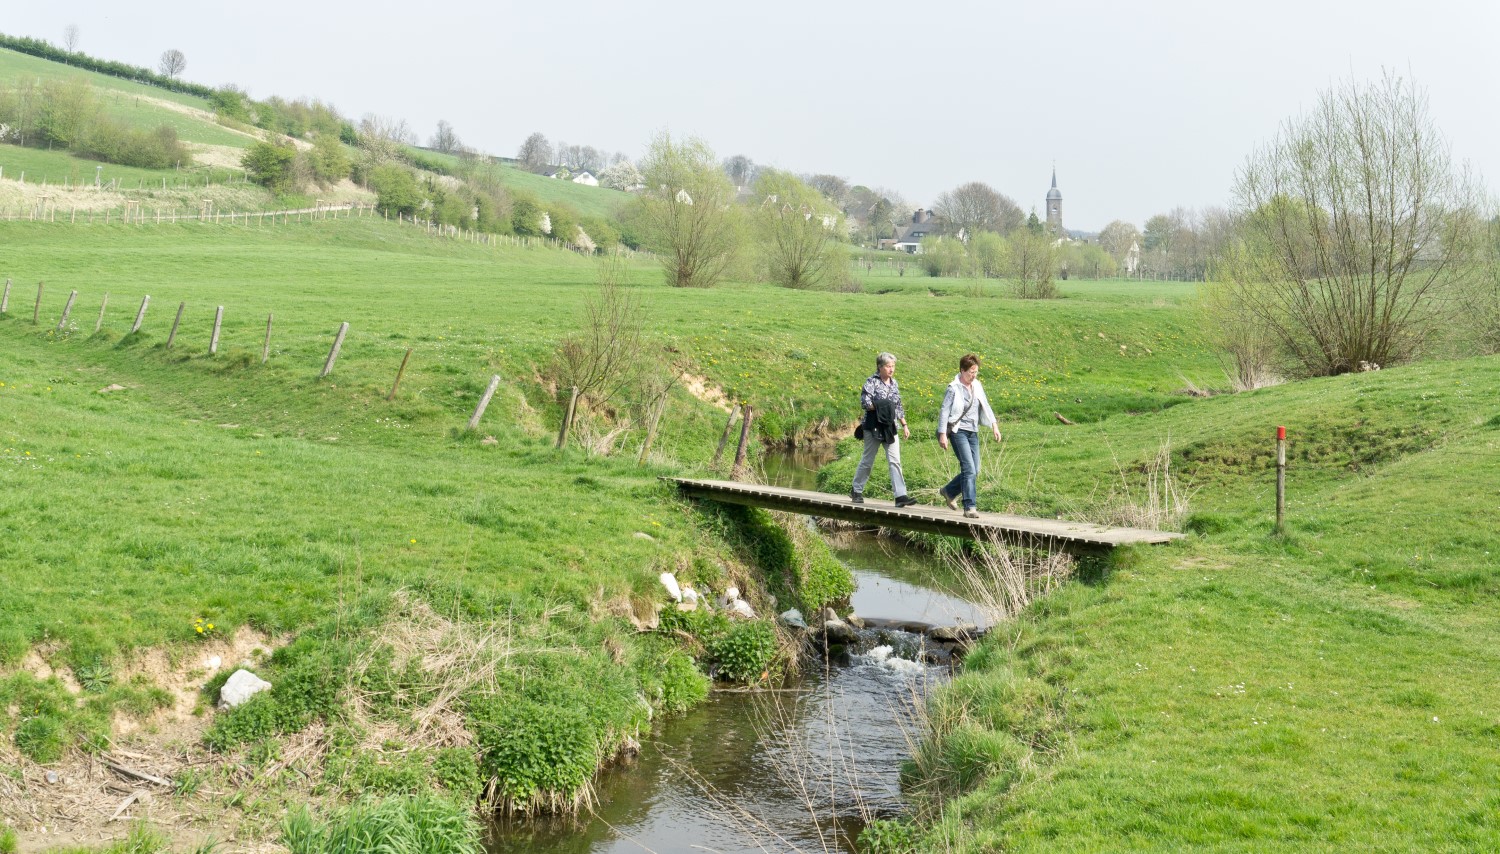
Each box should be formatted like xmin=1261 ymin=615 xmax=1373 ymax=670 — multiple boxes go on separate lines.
xmin=992 ymin=427 xmax=1002 ymax=442
xmin=903 ymin=424 xmax=911 ymax=439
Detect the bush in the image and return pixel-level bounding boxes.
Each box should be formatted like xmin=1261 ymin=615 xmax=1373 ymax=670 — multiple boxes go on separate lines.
xmin=704 ymin=620 xmax=777 ymax=683
xmin=242 ymin=138 xmax=301 ymax=195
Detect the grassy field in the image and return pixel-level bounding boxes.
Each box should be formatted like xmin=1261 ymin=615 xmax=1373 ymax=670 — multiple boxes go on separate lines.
xmin=2 ymin=213 xmax=1497 ymax=848
xmin=0 ymin=48 xmax=250 ymax=148
xmin=412 ymin=149 xmax=631 ymax=221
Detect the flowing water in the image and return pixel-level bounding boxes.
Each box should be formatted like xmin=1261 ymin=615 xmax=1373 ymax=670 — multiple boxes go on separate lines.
xmin=487 ymin=448 xmax=982 ymax=853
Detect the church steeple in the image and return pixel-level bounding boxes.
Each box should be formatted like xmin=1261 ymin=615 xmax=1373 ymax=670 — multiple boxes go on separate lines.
xmin=1045 ymin=166 xmax=1063 ymax=234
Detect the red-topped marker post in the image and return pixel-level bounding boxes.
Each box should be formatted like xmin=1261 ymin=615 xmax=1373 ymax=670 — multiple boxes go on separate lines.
xmin=1275 ymin=426 xmax=1287 ymax=535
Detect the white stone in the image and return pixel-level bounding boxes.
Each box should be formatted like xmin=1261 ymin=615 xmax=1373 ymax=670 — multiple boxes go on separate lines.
xmin=728 ymin=599 xmax=756 ymax=620
xmin=218 ymin=669 xmax=272 ymax=709
xmin=779 ymin=609 xmax=807 ymax=629
xmin=659 ymin=572 xmax=682 ymax=602
xmin=204 ymin=655 xmax=222 ymax=671
xmin=682 ymin=588 xmax=699 ymax=606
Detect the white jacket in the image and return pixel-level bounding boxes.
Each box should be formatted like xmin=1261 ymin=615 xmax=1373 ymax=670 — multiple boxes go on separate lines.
xmin=936 ymin=375 xmax=996 ymax=437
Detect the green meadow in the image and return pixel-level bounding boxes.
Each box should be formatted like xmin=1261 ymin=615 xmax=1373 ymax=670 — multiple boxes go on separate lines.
xmin=1 ymin=212 xmax=1497 ymax=849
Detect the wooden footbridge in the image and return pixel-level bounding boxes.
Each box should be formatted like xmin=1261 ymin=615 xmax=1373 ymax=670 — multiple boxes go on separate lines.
xmin=669 ymin=479 xmax=1183 ymax=556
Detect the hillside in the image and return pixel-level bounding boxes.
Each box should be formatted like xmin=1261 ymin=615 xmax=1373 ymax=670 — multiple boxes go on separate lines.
xmin=3 ymin=39 xmax=1499 ymax=854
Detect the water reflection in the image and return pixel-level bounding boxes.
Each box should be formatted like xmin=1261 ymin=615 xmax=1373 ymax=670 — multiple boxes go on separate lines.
xmin=487 ymin=655 xmax=939 ymax=854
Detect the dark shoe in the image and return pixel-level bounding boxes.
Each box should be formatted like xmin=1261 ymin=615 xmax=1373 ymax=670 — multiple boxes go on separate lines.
xmin=943 ymin=491 xmax=960 ymax=511
xmin=963 ymin=507 xmax=980 ymax=519
xmin=894 ymin=495 xmax=917 ymax=508
xmin=850 ymin=492 xmax=864 ymax=504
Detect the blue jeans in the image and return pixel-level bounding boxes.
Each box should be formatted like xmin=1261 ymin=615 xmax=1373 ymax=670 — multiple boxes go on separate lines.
xmin=941 ymin=430 xmax=980 ymax=510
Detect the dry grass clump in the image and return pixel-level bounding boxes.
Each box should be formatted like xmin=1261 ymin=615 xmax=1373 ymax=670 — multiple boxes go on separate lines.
xmin=949 ymin=532 xmax=1076 ymax=626
xmin=345 ymin=591 xmax=517 ymax=750
xmin=1094 ymin=439 xmax=1193 ymax=532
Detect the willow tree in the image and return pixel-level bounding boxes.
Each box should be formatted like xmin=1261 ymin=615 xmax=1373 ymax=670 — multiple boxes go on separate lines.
xmin=1223 ymin=73 xmax=1487 ymax=376
xmin=636 ymin=133 xmax=740 ymax=288
xmin=752 ymin=169 xmax=844 ymax=289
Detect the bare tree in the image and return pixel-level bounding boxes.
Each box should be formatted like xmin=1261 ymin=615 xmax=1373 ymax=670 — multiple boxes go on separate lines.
xmin=1007 ymin=229 xmax=1058 ymax=298
xmin=1097 ymin=220 xmax=1140 ymax=262
xmin=806 ymin=174 xmax=849 ymax=206
xmin=517 ymin=132 xmax=552 ymax=169
xmin=1225 ymin=72 xmax=1487 ymax=376
xmin=553 ymin=251 xmax=645 ymax=410
xmin=429 ymin=119 xmax=460 ymax=153
xmin=356 ymin=113 xmax=412 ymax=172
xmin=754 ymin=169 xmax=843 ymax=289
xmin=577 ymin=145 xmax=604 ymax=174
xmin=722 ymin=154 xmax=756 ymax=188
xmin=158 ymin=49 xmax=186 ymax=79
xmin=637 ymin=132 xmax=741 ymax=287
xmin=63 ymin=24 xmax=80 ymax=53
xmin=934 ymin=181 xmax=1024 ymax=237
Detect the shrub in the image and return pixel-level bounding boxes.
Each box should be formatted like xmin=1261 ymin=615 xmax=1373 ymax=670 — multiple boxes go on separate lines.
xmin=859 ymin=818 xmax=920 ymax=853
xmin=704 ymin=620 xmax=777 ymax=683
xmin=243 ymin=139 xmax=301 ymax=195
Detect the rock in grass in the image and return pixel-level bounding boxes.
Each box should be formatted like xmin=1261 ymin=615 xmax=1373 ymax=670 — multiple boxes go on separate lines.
xmin=779 ymin=609 xmax=807 ymax=629
xmin=659 ymin=572 xmax=682 ymax=602
xmin=219 ymin=669 xmax=272 ymax=709
xmin=727 ymin=599 xmax=756 ymax=620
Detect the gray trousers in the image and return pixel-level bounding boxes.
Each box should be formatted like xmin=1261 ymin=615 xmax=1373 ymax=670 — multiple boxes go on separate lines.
xmin=851 ymin=433 xmax=906 ymax=497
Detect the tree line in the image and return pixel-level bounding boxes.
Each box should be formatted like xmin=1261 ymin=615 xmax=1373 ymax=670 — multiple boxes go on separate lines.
xmin=0 ymin=76 xmax=191 ymax=169
xmin=0 ymin=31 xmax=210 ymax=98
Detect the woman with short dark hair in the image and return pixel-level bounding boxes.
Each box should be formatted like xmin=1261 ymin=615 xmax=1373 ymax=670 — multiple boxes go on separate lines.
xmin=936 ymin=353 xmax=1002 ymax=518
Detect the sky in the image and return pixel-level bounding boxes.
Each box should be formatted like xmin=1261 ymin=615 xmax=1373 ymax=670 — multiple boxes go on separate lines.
xmin=5 ymin=0 xmax=1498 ymax=231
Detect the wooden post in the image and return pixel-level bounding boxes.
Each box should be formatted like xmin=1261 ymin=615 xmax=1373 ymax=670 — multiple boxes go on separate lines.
xmin=320 ymin=322 xmax=349 ymax=377
xmin=556 ymin=386 xmax=579 ymax=449
xmin=95 ymin=293 xmax=109 ymax=333
xmin=712 ymin=406 xmax=739 ymax=467
xmin=32 ymin=281 xmax=43 ymax=325
xmin=1 ymin=278 xmax=10 ymax=313
xmin=56 ymin=290 xmax=78 ymax=331
xmin=1275 ymin=425 xmax=1287 ymax=535
xmin=387 ymin=348 xmax=412 ymax=400
xmin=731 ymin=404 xmax=754 ymax=480
xmin=261 ymin=313 xmax=273 ymax=363
xmin=131 ymin=295 xmax=150 ymax=334
xmin=166 ymin=302 xmax=185 ymax=349
xmin=467 ymin=374 xmax=502 ymax=430
xmin=209 ymin=306 xmax=223 ymax=355
xmin=638 ymin=394 xmax=669 ymax=465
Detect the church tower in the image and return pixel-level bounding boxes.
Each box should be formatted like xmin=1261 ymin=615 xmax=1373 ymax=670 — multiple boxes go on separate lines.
xmin=1045 ymin=167 xmax=1063 ymax=235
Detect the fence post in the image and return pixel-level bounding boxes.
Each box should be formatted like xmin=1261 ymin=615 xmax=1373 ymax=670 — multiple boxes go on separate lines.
xmin=1 ymin=278 xmax=10 ymax=313
xmin=131 ymin=295 xmax=150 ymax=334
xmin=638 ymin=394 xmax=669 ymax=465
xmin=712 ymin=406 xmax=739 ymax=467
xmin=387 ymin=348 xmax=412 ymax=400
xmin=209 ymin=306 xmax=223 ymax=355
xmin=95 ymin=293 xmax=109 ymax=333
xmin=166 ymin=302 xmax=186 ymax=349
xmin=556 ymin=386 xmax=579 ymax=449
xmin=468 ymin=374 xmax=502 ymax=431
xmin=262 ymin=313 xmax=273 ymax=364
xmin=320 ymin=322 xmax=349 ymax=377
xmin=56 ymin=290 xmax=78 ymax=331
xmin=1275 ymin=426 xmax=1287 ymax=535
xmin=32 ymin=281 xmax=43 ymax=325
xmin=731 ymin=404 xmax=754 ymax=480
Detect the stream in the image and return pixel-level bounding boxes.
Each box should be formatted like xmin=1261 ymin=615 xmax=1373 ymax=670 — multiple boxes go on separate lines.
xmin=486 ymin=448 xmax=986 ymax=853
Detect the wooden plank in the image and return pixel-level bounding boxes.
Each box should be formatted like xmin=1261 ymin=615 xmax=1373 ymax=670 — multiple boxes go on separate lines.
xmin=668 ymin=478 xmax=1182 ymax=554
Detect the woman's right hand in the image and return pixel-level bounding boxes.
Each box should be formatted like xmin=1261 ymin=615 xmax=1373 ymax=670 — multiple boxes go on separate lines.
xmin=938 ymin=433 xmax=949 ymax=450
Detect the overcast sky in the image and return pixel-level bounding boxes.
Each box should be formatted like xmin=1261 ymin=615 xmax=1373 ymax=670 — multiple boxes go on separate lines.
xmin=7 ymin=1 xmax=1498 ymax=230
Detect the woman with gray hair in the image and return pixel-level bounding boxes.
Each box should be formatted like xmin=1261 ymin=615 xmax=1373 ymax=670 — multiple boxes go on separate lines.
xmin=851 ymin=351 xmax=915 ymax=507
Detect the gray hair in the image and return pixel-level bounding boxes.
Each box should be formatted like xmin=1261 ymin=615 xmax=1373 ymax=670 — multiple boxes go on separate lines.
xmin=876 ymin=351 xmax=897 ymax=369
